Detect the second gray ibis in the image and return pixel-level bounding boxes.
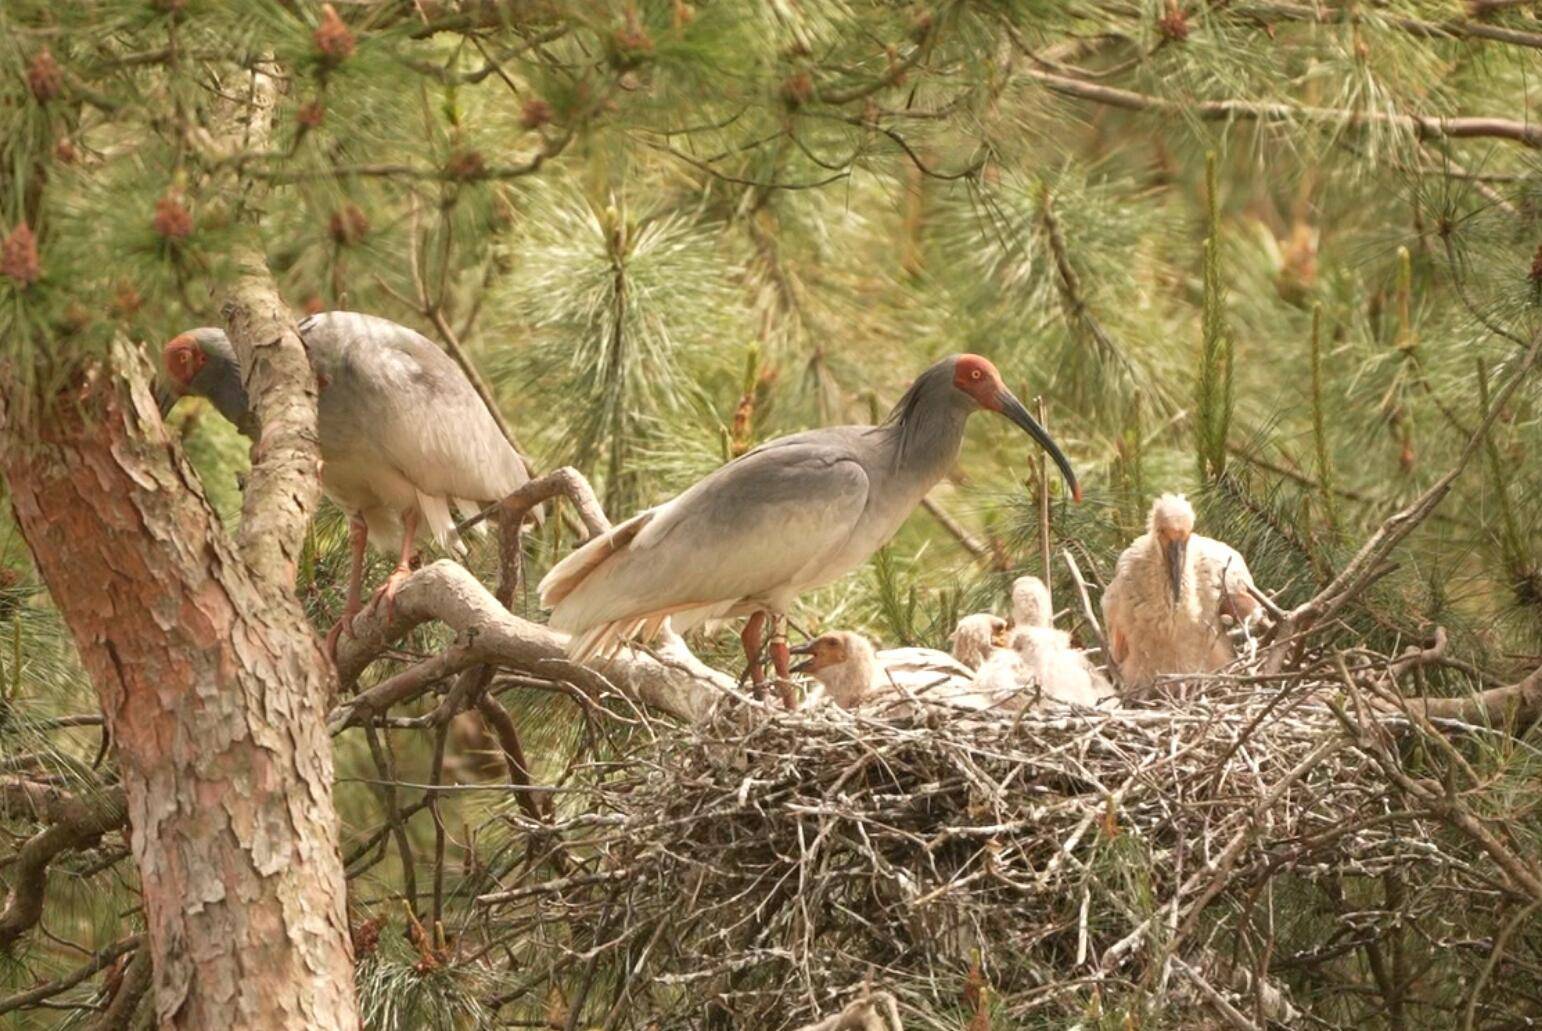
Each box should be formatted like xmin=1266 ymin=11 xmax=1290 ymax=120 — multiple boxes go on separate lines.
xmin=158 ymin=311 xmax=537 ymax=654
xmin=539 ymin=354 xmax=1079 ymax=693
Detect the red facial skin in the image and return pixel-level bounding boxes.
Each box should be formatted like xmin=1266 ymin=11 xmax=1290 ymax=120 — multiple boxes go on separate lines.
xmin=951 ymin=353 xmax=1006 ymax=410
xmin=163 ymin=333 xmax=206 ymax=392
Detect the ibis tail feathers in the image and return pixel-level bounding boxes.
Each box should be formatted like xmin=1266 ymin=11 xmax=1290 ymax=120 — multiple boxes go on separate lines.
xmin=416 ymin=491 xmax=466 ymax=557
xmin=539 ymin=509 xmax=655 ymax=611
xmin=452 ymin=498 xmax=489 ymax=537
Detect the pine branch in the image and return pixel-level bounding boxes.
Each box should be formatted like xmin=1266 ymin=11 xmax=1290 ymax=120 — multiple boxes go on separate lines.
xmin=0 ymin=934 xmax=142 ymax=1017
xmin=1237 ymin=1 xmax=1542 ymax=53
xmin=1023 ymin=69 xmax=1542 ymax=148
xmin=0 ymin=784 xmax=127 ymax=949
xmin=1266 ymin=325 xmax=1542 ymax=665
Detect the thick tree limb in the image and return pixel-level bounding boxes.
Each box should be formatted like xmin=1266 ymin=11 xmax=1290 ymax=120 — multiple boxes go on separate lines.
xmin=1399 ymin=664 xmax=1542 ymax=731
xmin=0 ymin=345 xmax=356 ymax=1027
xmin=224 ymin=245 xmax=323 ymax=592
xmin=331 ymin=561 xmax=730 ymax=729
xmin=1024 ymin=69 xmax=1542 ymax=149
xmin=217 ymin=64 xmax=324 ymax=592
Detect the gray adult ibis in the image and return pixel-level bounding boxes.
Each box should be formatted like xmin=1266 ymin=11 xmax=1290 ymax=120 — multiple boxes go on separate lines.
xmin=158 ymin=311 xmax=537 ymax=655
xmin=538 ymin=354 xmax=1079 ymax=696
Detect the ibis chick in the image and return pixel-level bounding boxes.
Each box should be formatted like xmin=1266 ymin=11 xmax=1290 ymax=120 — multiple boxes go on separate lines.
xmin=1007 ymin=576 xmax=1114 ymax=707
xmin=950 ymin=612 xmax=1007 ymax=669
xmin=1100 ymin=494 xmax=1260 ymax=693
xmin=791 ymin=631 xmax=987 ymax=712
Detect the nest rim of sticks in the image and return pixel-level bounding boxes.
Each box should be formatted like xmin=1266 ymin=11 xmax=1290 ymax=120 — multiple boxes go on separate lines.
xmin=465 ymin=641 xmax=1542 ymax=1030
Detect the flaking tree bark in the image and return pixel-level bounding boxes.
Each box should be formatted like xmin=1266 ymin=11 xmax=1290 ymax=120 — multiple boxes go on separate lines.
xmin=0 ymin=54 xmax=357 ymax=1028
xmin=0 ymin=340 xmax=357 ymax=1028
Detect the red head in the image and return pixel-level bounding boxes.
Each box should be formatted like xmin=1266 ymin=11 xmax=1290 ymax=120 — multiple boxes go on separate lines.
xmin=950 ymin=353 xmax=1082 ymax=503
xmin=951 ymin=354 xmax=1007 ymax=411
xmin=163 ymin=332 xmax=207 ymax=391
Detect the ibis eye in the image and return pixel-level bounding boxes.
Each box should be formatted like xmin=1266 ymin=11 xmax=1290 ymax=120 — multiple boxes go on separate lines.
xmin=970 ymin=369 xmax=982 ymax=380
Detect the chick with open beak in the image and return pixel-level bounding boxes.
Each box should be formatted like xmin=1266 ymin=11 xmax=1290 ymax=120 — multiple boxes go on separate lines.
xmin=790 ymin=632 xmax=878 ymax=710
xmin=949 ymin=613 xmax=1008 ymax=669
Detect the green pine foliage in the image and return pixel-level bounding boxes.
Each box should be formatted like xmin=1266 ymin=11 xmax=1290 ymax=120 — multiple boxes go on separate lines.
xmin=1 ymin=0 xmax=1540 ymax=1025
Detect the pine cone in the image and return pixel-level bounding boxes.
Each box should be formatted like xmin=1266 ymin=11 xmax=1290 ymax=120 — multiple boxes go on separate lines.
xmin=779 ymin=72 xmax=813 ymax=108
xmin=314 ymin=4 xmax=356 ymax=62
xmin=350 ymin=916 xmax=383 ymax=959
xmin=152 ymin=193 xmax=193 ymax=240
xmin=297 ymin=100 xmax=326 ymax=129
xmin=111 ymin=282 xmax=143 ymax=318
xmin=27 ymin=48 xmax=63 ymax=104
xmin=1157 ymin=2 xmax=1189 ymax=42
xmin=1 ymin=222 xmax=41 ymax=287
xmin=520 ymin=98 xmax=553 ymax=130
xmin=445 ymin=149 xmax=485 ymax=181
xmin=328 ymin=204 xmax=368 ymax=246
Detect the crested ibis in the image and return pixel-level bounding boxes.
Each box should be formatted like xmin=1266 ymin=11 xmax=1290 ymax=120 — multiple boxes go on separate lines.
xmin=790 ymin=630 xmax=985 ymax=712
xmin=158 ymin=311 xmax=537 ymax=654
xmin=538 ymin=354 xmax=1079 ymax=695
xmin=1007 ymin=575 xmax=1114 ymax=707
xmin=1100 ymin=494 xmax=1260 ymax=693
xmin=950 ymin=612 xmax=1007 ymax=669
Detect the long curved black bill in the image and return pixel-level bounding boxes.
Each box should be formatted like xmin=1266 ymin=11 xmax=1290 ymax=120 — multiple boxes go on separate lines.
xmin=996 ymin=390 xmax=1081 ymax=502
xmin=1164 ymin=537 xmax=1187 ymax=604
xmin=153 ymin=381 xmax=178 ymax=419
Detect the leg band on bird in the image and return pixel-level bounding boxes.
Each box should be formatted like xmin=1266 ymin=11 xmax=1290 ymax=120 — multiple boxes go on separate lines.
xmin=768 ymin=616 xmax=796 ymax=709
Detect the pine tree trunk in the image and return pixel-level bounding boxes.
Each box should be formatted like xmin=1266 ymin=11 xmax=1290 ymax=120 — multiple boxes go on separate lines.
xmin=0 ymin=355 xmax=357 ymax=1029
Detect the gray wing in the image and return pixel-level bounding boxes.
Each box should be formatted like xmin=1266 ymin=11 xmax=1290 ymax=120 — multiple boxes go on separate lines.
xmin=302 ymin=311 xmax=531 ymax=504
xmin=546 ymin=438 xmax=871 ymax=633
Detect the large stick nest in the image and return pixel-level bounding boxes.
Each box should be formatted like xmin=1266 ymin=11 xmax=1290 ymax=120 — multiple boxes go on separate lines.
xmin=474 ymin=664 xmax=1527 ymax=1029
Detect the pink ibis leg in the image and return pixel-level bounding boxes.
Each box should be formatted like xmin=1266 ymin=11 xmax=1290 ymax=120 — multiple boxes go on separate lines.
xmin=367 ymin=507 xmax=419 ymax=624
xmin=768 ymin=614 xmax=797 ymax=709
xmin=324 ymin=514 xmax=369 ymax=663
xmin=740 ymin=611 xmax=768 ymax=696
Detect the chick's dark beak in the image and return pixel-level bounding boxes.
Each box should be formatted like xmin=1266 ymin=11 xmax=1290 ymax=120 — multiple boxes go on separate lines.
xmin=1164 ymin=535 xmax=1188 ymax=604
xmin=789 ymin=640 xmax=816 ymax=674
xmin=996 ymin=389 xmax=1081 ymax=502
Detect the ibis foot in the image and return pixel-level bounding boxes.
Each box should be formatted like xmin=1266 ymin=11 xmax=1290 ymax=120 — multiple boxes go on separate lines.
xmin=367 ymin=563 xmax=414 ymax=624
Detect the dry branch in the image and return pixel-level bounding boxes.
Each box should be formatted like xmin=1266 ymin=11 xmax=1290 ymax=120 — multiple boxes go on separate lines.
xmin=1266 ymin=327 xmax=1542 ymax=668
xmin=331 ymin=561 xmax=730 ymax=728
